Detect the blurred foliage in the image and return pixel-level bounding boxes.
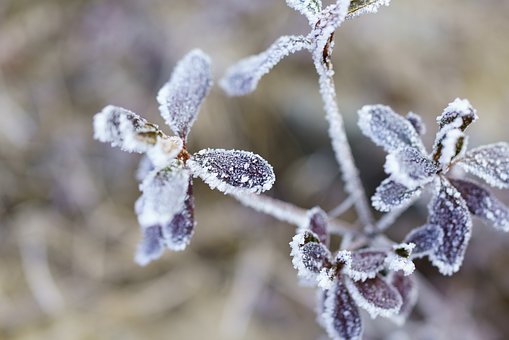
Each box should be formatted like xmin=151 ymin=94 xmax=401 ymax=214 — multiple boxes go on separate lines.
xmin=0 ymin=0 xmax=508 ymax=339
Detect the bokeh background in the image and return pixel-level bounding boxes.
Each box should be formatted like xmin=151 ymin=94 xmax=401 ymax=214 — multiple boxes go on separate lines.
xmin=1 ymin=0 xmax=509 ymax=339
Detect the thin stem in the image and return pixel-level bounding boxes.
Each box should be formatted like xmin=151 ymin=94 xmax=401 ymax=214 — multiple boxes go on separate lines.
xmin=312 ymin=38 xmax=374 ymax=229
xmin=328 ymin=194 xmax=355 ymax=218
xmin=230 ymin=192 xmax=357 ymax=236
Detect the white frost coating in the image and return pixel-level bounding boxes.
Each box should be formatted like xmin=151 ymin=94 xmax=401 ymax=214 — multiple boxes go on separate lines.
xmin=357 ymin=104 xmax=425 ymax=154
xmin=317 ymin=268 xmax=335 ymax=289
xmin=345 ymin=276 xmax=402 ymax=319
xmin=436 ymin=98 xmax=478 ymax=124
xmin=457 ymin=142 xmax=509 ymax=189
xmin=289 ymin=232 xmax=332 ymax=286
xmin=134 ymin=226 xmax=165 ymax=266
xmin=286 ymin=0 xmax=322 ymax=24
xmin=406 ymin=111 xmax=426 ymax=135
xmin=435 ymin=129 xmax=466 ymax=168
xmin=136 ymin=156 xmax=154 ymax=182
xmin=384 ymin=244 xmax=416 ymax=276
xmin=157 ymin=49 xmax=212 ymax=139
xmin=346 ymin=0 xmax=391 ymax=20
xmin=93 ymin=105 xmax=158 ymax=153
xmin=404 ymin=224 xmax=444 ymax=259
xmin=311 ymin=0 xmax=351 ymax=58
xmin=384 ymin=147 xmax=437 ymax=189
xmin=372 ymin=178 xmax=422 ymax=212
xmin=146 ymin=136 xmax=183 ymax=169
xmin=343 ymin=249 xmax=387 ymax=282
xmin=188 ymin=148 xmax=275 ymax=195
xmin=220 ymin=35 xmax=311 ymax=96
xmin=135 ymin=166 xmax=190 ymax=228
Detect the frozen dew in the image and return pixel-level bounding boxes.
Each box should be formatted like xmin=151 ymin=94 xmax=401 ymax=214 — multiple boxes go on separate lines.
xmin=346 ymin=0 xmax=391 ymax=19
xmin=135 ymin=225 xmax=165 ymax=266
xmin=372 ymin=178 xmax=422 ymax=212
xmin=311 ymin=0 xmax=350 ymax=56
xmin=389 ymin=271 xmax=418 ymax=325
xmin=436 ymin=98 xmax=478 ymax=130
xmin=93 ymin=105 xmax=161 ymax=153
xmin=220 ymin=35 xmax=310 ymax=96
xmin=161 ymin=179 xmax=196 ymax=251
xmin=406 ymin=112 xmax=426 ymax=135
xmin=384 ymin=147 xmax=438 ymax=189
xmin=135 ymin=165 xmax=190 ymax=229
xmin=432 ymin=128 xmax=467 ymax=169
xmin=286 ymin=0 xmax=322 ymax=23
xmin=357 ymin=105 xmax=425 ymax=154
xmin=404 ymin=224 xmax=444 ymax=259
xmin=384 ymin=244 xmax=415 ymax=276
xmin=429 ymin=178 xmax=472 ymax=275
xmin=458 ymin=142 xmax=509 ymax=189
xmin=188 ymin=148 xmax=275 ymax=195
xmin=345 ymin=276 xmax=402 ymax=319
xmin=157 ymin=49 xmax=212 ymax=140
xmin=290 ymin=231 xmax=332 ymax=285
xmin=344 ymin=249 xmax=387 ymax=282
xmin=323 ymin=279 xmax=363 ymax=340
xmin=449 ymin=179 xmax=509 ymax=232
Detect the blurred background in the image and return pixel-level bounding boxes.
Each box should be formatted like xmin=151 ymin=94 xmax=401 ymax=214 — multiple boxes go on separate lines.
xmin=1 ymin=0 xmax=509 ymax=339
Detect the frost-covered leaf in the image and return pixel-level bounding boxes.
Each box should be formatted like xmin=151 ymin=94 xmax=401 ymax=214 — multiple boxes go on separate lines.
xmin=189 ymin=148 xmax=275 ymax=194
xmin=323 ymin=279 xmax=363 ymax=340
xmin=384 ymin=147 xmax=438 ymax=189
xmin=457 ymin=142 xmax=509 ymax=189
xmin=429 ymin=178 xmax=472 ymax=275
xmin=404 ymin=224 xmax=444 ymax=259
xmin=406 ymin=112 xmax=426 ymax=135
xmin=135 ymin=165 xmax=190 ymax=228
xmin=372 ymin=178 xmax=422 ymax=212
xmin=93 ymin=105 xmax=162 ymax=153
xmin=220 ymin=35 xmax=310 ymax=96
xmin=136 ymin=156 xmax=155 ymax=182
xmin=161 ymin=179 xmax=196 ymax=251
xmin=449 ymin=179 xmax=509 ymax=232
xmin=384 ymin=244 xmax=415 ymax=276
xmin=432 ymin=98 xmax=477 ymax=168
xmin=345 ymin=276 xmax=402 ymax=319
xmin=358 ymin=105 xmax=425 ymax=153
xmin=146 ymin=136 xmax=183 ymax=169
xmin=290 ymin=231 xmax=332 ymax=285
xmin=286 ymin=0 xmax=322 ymax=23
xmin=343 ymin=249 xmax=387 ymax=282
xmin=389 ymin=271 xmax=418 ymax=325
xmin=346 ymin=0 xmax=391 ymax=19
xmin=135 ymin=225 xmax=165 ymax=266
xmin=157 ymin=49 xmax=212 ymax=139
xmin=301 ymin=207 xmax=330 ymax=246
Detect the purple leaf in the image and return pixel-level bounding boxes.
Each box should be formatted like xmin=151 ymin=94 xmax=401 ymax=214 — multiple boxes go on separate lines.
xmin=161 ymin=179 xmax=196 ymax=251
xmin=322 ymin=279 xmax=363 ymax=340
xmin=406 ymin=112 xmax=426 ymax=135
xmin=457 ymin=142 xmax=509 ymax=189
xmin=220 ymin=35 xmax=310 ymax=96
xmin=189 ymin=148 xmax=275 ymax=194
xmin=135 ymin=225 xmax=165 ymax=266
xmin=429 ymin=178 xmax=472 ymax=275
xmin=404 ymin=224 xmax=444 ymax=259
xmin=449 ymin=179 xmax=509 ymax=232
xmin=384 ymin=147 xmax=438 ymax=188
xmin=303 ymin=207 xmax=329 ymax=246
xmin=358 ymin=104 xmax=425 ymax=154
xmin=290 ymin=231 xmax=332 ymax=285
xmin=346 ymin=0 xmax=392 ymax=20
xmin=157 ymin=49 xmax=212 ymax=140
xmin=384 ymin=244 xmax=415 ymax=276
xmin=343 ymin=249 xmax=387 ymax=282
xmin=372 ymin=178 xmax=422 ymax=212
xmin=93 ymin=105 xmax=162 ymax=153
xmin=135 ymin=165 xmax=190 ymax=229
xmin=345 ymin=276 xmax=402 ymax=318
xmin=389 ymin=271 xmax=418 ymax=325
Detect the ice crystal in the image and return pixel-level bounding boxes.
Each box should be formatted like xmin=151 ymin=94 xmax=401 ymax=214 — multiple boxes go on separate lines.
xmin=384 ymin=147 xmax=438 ymax=189
xmin=345 ymin=276 xmax=402 ymax=319
xmin=188 ymin=148 xmax=275 ymax=195
xmin=290 ymin=231 xmax=332 ymax=285
xmin=322 ymin=279 xmax=363 ymax=340
xmin=389 ymin=271 xmax=418 ymax=325
xmin=358 ymin=105 xmax=425 ymax=154
xmin=428 ymin=179 xmax=472 ymax=276
xmin=344 ymin=249 xmax=387 ymax=282
xmin=372 ymin=178 xmax=421 ymax=212
xmin=404 ymin=224 xmax=444 ymax=259
xmin=157 ymin=49 xmax=212 ymax=140
xmin=135 ymin=166 xmax=190 ymax=229
xmin=449 ymin=179 xmax=509 ymax=232
xmin=135 ymin=225 xmax=165 ymax=266
xmin=457 ymin=143 xmax=509 ymax=189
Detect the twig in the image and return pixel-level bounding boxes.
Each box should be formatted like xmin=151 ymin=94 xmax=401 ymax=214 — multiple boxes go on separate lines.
xmin=328 ymin=195 xmax=355 ymax=218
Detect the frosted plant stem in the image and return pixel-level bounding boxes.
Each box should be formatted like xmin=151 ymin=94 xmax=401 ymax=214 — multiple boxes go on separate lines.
xmin=328 ymin=194 xmax=355 ymax=218
xmin=231 ymin=192 xmax=357 ymax=236
xmin=313 ymin=53 xmax=374 ymax=229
